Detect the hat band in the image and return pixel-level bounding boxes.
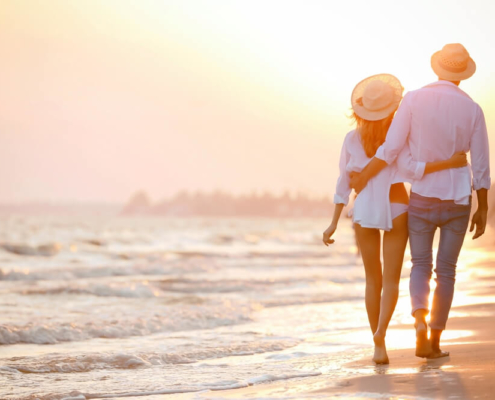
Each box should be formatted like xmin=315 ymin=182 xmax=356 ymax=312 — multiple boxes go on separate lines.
xmin=357 ymin=97 xmax=395 ymax=112
xmin=438 ymin=58 xmax=468 ymax=73
xmin=366 ymin=102 xmax=394 ymax=111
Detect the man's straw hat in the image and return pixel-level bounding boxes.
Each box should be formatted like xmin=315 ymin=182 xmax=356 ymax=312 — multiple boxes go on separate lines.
xmin=351 ymin=74 xmax=403 ymax=121
xmin=431 ymin=43 xmax=476 ymax=81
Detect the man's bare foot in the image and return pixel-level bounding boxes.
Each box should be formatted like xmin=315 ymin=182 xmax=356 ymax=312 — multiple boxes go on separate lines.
xmin=415 ymin=321 xmax=431 ymax=358
xmin=372 ymin=331 xmax=389 ymax=364
xmin=427 ymin=348 xmax=450 ymax=359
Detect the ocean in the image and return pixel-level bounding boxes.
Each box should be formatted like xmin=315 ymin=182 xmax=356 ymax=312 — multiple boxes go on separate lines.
xmin=0 ymin=216 xmax=493 ymax=399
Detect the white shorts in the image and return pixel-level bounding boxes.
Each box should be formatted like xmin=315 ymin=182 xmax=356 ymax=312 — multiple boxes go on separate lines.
xmin=391 ymin=203 xmax=408 ymax=220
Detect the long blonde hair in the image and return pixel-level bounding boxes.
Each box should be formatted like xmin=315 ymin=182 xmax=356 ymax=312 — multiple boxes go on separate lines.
xmin=351 ymin=111 xmax=396 ymax=158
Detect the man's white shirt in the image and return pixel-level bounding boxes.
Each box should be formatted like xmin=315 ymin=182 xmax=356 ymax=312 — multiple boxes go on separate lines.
xmin=376 ymin=80 xmax=491 ymax=205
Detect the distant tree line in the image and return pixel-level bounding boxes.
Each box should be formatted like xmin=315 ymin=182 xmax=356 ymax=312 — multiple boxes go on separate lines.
xmin=123 ymin=184 xmax=495 ymax=221
xmin=121 ymin=190 xmax=335 ymax=217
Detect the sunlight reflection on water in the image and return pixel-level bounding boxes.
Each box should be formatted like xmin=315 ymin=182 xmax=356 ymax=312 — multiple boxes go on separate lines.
xmin=330 ymin=329 xmax=473 ymax=351
xmin=0 ymin=217 xmax=493 ymax=400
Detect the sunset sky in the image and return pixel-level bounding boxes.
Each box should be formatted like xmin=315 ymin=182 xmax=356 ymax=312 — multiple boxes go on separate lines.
xmin=2 ymin=0 xmax=495 ymax=203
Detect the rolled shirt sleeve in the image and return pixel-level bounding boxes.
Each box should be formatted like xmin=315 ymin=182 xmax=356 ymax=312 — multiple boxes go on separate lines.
xmin=396 ymin=145 xmax=426 ymax=182
xmin=470 ymin=106 xmax=491 ymax=190
xmin=375 ymin=93 xmax=412 ymax=165
xmin=333 ymin=134 xmax=352 ymax=205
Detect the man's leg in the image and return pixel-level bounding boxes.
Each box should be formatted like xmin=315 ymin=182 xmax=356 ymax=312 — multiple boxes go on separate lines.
xmin=429 ymin=202 xmax=471 ymax=358
xmin=408 ymin=194 xmax=437 ymax=357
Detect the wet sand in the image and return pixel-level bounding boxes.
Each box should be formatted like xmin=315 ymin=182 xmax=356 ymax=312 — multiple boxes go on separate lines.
xmin=315 ymin=302 xmax=495 ymax=399
xmin=193 ymin=237 xmax=495 ymax=400
xmin=192 ymin=302 xmax=495 ymax=400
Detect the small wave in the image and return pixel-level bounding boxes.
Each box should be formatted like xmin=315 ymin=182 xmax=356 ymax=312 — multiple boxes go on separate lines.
xmin=0 ymin=242 xmax=62 ymax=257
xmin=7 ymin=353 xmax=150 ymax=373
xmin=21 ymin=283 xmax=158 ymax=298
xmin=245 ymin=371 xmax=321 ymax=385
xmin=156 ymin=275 xmax=364 ymax=295
xmin=89 ymin=371 xmax=321 ymax=398
xmin=171 ymin=250 xmax=228 ymax=258
xmin=17 ymin=371 xmax=321 ymax=400
xmin=3 ymin=338 xmax=300 ymax=373
xmin=0 ymin=302 xmax=254 ymax=345
xmin=10 ymin=273 xmax=363 ymax=298
xmin=79 ymin=239 xmax=106 ymax=247
xmin=261 ymin=292 xmax=362 ymax=308
xmin=0 ymin=258 xmax=210 ymax=282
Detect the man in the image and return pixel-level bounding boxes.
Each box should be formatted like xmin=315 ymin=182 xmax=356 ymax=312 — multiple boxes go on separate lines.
xmin=350 ymin=43 xmax=491 ymax=359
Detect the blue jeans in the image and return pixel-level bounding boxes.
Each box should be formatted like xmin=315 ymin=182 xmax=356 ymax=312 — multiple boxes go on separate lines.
xmin=408 ymin=192 xmax=471 ymax=330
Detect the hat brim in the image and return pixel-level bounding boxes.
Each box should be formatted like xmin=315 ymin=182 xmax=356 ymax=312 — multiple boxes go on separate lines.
xmin=431 ymin=51 xmax=476 ymax=81
xmin=352 ymin=102 xmax=401 ymax=122
xmin=351 ymin=74 xmax=403 ymax=121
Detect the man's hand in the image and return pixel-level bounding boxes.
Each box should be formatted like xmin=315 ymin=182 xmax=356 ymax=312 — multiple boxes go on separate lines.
xmin=350 ymin=171 xmax=367 ymax=194
xmin=470 ymin=207 xmax=488 ymax=239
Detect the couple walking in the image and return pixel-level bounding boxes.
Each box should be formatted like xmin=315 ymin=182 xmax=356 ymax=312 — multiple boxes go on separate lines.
xmin=323 ymin=43 xmax=491 ymax=364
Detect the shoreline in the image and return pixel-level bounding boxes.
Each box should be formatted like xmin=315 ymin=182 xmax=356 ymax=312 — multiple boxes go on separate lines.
xmin=190 ymin=302 xmax=495 ymax=399
xmin=190 ymin=238 xmax=495 ymax=400
xmin=2 ymin=221 xmax=493 ymax=399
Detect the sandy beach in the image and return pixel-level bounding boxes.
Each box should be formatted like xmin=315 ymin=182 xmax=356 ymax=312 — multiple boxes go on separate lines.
xmin=201 ymin=302 xmax=495 ymax=399
xmin=185 ymin=235 xmax=495 ymax=400
xmin=324 ymin=303 xmax=495 ymax=399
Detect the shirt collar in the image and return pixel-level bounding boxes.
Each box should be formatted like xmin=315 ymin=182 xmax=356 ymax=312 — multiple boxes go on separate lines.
xmin=423 ymin=80 xmax=472 ymax=99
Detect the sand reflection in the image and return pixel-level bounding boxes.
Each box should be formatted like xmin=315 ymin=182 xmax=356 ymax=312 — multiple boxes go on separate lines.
xmin=332 ymin=329 xmax=473 ymax=351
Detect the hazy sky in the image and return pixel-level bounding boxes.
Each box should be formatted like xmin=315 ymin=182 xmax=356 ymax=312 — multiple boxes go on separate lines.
xmin=2 ymin=0 xmax=495 ymax=203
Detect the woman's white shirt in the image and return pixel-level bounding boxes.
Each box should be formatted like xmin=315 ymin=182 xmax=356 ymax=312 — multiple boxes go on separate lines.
xmin=334 ymin=130 xmax=415 ymax=231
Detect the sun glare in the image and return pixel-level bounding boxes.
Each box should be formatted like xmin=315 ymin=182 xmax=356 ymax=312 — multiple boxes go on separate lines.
xmin=2 ymin=0 xmax=495 ymax=200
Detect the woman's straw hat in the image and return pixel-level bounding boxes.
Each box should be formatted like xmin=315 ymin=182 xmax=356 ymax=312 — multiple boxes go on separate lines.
xmin=431 ymin=43 xmax=476 ymax=81
xmin=351 ymin=74 xmax=403 ymax=121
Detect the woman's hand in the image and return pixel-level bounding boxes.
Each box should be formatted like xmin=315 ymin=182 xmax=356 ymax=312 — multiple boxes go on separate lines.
xmin=448 ymin=152 xmax=468 ymax=168
xmin=322 ymin=224 xmax=337 ymax=246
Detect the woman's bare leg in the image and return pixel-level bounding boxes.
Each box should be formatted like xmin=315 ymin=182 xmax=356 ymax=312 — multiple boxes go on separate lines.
xmin=354 ymin=224 xmax=382 ymax=335
xmin=373 ymin=212 xmax=409 ymax=364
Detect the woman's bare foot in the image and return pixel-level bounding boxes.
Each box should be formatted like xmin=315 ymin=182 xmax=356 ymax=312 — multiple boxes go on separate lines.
xmin=372 ymin=331 xmax=389 ymax=364
xmin=415 ymin=321 xmax=432 ymax=358
xmin=427 ymin=348 xmax=450 ymax=359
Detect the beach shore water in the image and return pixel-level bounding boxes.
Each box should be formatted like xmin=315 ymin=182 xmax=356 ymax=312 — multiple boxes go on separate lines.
xmin=0 ymin=216 xmax=493 ymax=399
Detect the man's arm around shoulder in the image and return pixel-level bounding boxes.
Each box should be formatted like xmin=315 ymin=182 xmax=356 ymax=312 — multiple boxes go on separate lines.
xmin=350 ymin=93 xmax=413 ymax=193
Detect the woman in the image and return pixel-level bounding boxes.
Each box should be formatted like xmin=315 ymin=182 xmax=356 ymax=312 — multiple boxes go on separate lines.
xmin=322 ymin=74 xmax=467 ymax=364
